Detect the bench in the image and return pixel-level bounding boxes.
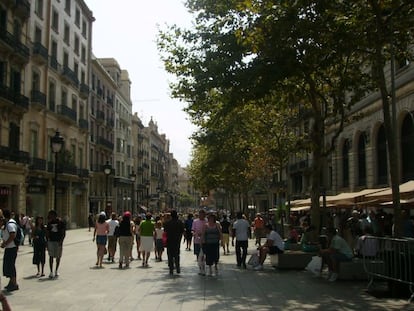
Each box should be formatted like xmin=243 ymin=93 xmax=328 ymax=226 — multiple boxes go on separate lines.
xmin=270 ymin=250 xmax=313 ymax=269
xmin=338 ymin=257 xmax=385 ymax=281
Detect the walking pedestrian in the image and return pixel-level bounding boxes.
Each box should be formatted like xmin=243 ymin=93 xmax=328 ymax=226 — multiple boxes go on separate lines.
xmin=220 ymin=214 xmax=231 ymax=255
xmin=201 ymin=213 xmax=222 ymax=276
xmin=93 ymin=212 xmax=109 ymax=268
xmin=1 ymin=209 xmax=19 ymax=291
xmin=192 ymin=209 xmax=207 ymax=275
xmin=133 ymin=215 xmax=142 ymax=260
xmin=118 ymin=211 xmax=134 ymax=269
xmin=232 ymin=212 xmax=250 ymax=269
xmin=20 ymin=213 xmax=32 ymax=245
xmin=164 ymin=210 xmax=184 ymax=275
xmin=106 ymin=212 xmax=119 ymax=263
xmin=154 ymin=220 xmax=164 ymax=261
xmin=184 ymin=214 xmax=193 ymax=251
xmin=139 ymin=213 xmax=155 ymax=267
xmin=46 ymin=210 xmax=66 ymax=278
xmin=32 ymin=216 xmax=47 ymax=276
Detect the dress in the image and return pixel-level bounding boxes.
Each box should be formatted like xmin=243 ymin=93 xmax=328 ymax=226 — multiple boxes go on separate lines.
xmin=32 ymin=226 xmax=47 ymax=265
xmin=203 ymin=223 xmax=220 ymax=266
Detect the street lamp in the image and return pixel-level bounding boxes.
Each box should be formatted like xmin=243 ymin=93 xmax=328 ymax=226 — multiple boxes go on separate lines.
xmin=103 ymin=161 xmax=112 ymax=217
xmin=129 ymin=170 xmax=136 ymax=215
xmin=51 ymin=131 xmax=64 ymax=212
xmin=145 ymin=181 xmax=150 ymax=210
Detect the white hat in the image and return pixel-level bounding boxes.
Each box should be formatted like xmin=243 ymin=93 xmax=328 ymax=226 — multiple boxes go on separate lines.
xmin=100 ymin=211 xmax=106 ymax=217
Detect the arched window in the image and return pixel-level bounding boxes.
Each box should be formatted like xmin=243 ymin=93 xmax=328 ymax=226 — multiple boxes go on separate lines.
xmin=401 ymin=114 xmax=414 ymax=181
xmin=342 ymin=140 xmax=350 ymax=187
xmin=357 ymin=134 xmax=366 ymax=187
xmin=377 ymin=125 xmax=388 ymax=185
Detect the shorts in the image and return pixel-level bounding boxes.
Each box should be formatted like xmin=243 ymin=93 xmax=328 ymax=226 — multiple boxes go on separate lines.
xmin=3 ymin=247 xmax=17 ymax=278
xmin=194 ymin=243 xmax=201 ymax=256
xmin=222 ymin=233 xmax=229 ymax=245
xmin=268 ymin=246 xmax=284 ymax=255
xmin=96 ymin=235 xmax=107 ymax=245
xmin=48 ymin=241 xmax=63 ymax=258
xmin=331 ymin=252 xmax=352 ymax=262
xmin=108 ymin=236 xmax=117 ymax=251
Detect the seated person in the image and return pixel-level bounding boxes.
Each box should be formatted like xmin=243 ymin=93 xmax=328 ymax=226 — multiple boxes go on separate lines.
xmin=286 ymin=225 xmax=299 ymax=243
xmin=320 ymin=227 xmax=353 ymax=282
xmin=300 ymin=221 xmax=319 ymax=252
xmin=355 ymin=227 xmax=379 ymax=258
xmin=254 ymin=224 xmax=284 ymax=270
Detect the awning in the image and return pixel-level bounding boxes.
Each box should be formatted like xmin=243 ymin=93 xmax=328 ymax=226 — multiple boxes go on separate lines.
xmin=366 ymin=180 xmax=414 ymax=202
xmin=291 ymin=206 xmax=311 ymax=212
xmin=326 ymin=188 xmax=386 ymax=206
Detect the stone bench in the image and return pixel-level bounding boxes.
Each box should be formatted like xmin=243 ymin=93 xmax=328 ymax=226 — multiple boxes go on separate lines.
xmin=338 ymin=257 xmax=385 ymax=281
xmin=270 ymin=250 xmax=313 ymax=269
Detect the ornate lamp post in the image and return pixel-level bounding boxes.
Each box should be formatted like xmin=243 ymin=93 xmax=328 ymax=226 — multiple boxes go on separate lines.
xmin=103 ymin=161 xmax=112 ymax=217
xmin=51 ymin=131 xmax=64 ymax=212
xmin=129 ymin=170 xmax=136 ymax=215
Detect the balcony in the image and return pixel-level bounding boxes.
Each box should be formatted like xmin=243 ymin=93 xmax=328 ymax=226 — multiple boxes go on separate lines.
xmin=29 ymin=157 xmax=47 ymax=171
xmin=0 ymin=29 xmax=29 ymax=64
xmin=14 ymin=0 xmax=31 ymax=20
xmin=57 ymin=105 xmax=77 ymax=124
xmin=0 ymin=146 xmax=29 ymax=164
xmin=32 ymin=42 xmax=48 ymax=65
xmin=97 ymin=136 xmax=114 ymax=150
xmin=30 ymin=90 xmax=47 ymax=109
xmin=78 ymin=168 xmax=89 ymax=178
xmin=119 ymin=111 xmax=130 ymax=125
xmin=79 ymin=83 xmax=89 ymax=99
xmin=78 ymin=118 xmax=88 ymax=131
xmin=61 ymin=65 xmax=79 ymax=87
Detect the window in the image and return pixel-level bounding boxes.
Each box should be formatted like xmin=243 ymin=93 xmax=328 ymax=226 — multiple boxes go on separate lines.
xmin=32 ymin=71 xmax=40 ymax=91
xmin=51 ymin=40 xmax=58 ymax=58
xmin=63 ymin=52 xmax=69 ymax=67
xmin=0 ymin=8 xmax=6 ymax=30
xmin=81 ymin=45 xmax=86 ymax=63
xmin=75 ymin=8 xmax=80 ymax=26
xmin=48 ymin=81 xmax=56 ymax=111
xmin=63 ymin=24 xmax=70 ymax=44
xmin=51 ymin=10 xmax=59 ymax=32
xmin=62 ymin=89 xmax=67 ymax=106
xmin=81 ymin=70 xmax=85 ymax=84
xmin=34 ymin=26 xmax=42 ymax=43
xmin=74 ymin=35 xmax=79 ymax=54
xmin=71 ymin=144 xmax=76 ymax=163
xmin=74 ymin=61 xmax=78 ymax=76
xmin=0 ymin=61 xmax=7 ymax=86
xmin=78 ymin=147 xmax=83 ymax=168
xmin=30 ymin=130 xmax=38 ymax=158
xmin=65 ymin=0 xmax=71 ymax=14
xmin=82 ymin=20 xmax=87 ymax=37
xmin=35 ymin=0 xmax=44 ymax=18
xmin=72 ymin=94 xmax=77 ymax=110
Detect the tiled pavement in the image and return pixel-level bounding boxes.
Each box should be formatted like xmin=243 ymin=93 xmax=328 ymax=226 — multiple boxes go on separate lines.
xmin=1 ymin=229 xmax=411 ymax=311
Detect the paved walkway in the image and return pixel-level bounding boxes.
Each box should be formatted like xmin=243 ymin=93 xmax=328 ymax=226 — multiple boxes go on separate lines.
xmin=0 ymin=229 xmax=411 ymax=311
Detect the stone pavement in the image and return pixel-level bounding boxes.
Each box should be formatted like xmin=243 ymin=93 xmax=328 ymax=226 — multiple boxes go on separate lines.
xmin=0 ymin=229 xmax=411 ymax=311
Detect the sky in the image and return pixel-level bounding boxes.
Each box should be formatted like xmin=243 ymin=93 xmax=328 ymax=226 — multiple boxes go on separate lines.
xmin=84 ymin=0 xmax=195 ymax=167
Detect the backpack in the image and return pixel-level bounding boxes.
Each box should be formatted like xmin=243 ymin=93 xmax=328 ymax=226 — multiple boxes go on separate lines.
xmin=6 ymin=221 xmax=23 ymax=246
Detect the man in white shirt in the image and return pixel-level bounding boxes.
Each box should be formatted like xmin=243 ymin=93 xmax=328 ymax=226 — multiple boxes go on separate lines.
xmin=106 ymin=212 xmax=119 ymax=263
xmin=1 ymin=209 xmax=19 ymax=291
xmin=232 ymin=212 xmax=250 ymax=269
xmin=255 ymin=224 xmax=284 ymax=271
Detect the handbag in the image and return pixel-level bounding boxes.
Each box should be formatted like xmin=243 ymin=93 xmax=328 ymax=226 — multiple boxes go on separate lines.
xmin=247 ymin=253 xmax=260 ymax=267
xmin=305 ymin=256 xmax=322 ymax=276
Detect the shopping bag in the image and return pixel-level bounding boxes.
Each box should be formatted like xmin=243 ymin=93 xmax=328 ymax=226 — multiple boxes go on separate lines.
xmin=305 ymin=256 xmax=322 ymax=276
xmin=247 ymin=253 xmax=260 ymax=267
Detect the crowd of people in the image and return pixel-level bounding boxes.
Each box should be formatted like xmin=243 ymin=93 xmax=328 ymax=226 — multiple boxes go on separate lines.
xmin=86 ymin=209 xmax=286 ymax=277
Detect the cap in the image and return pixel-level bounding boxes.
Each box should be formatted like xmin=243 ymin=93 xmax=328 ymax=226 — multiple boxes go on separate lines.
xmin=124 ymin=211 xmax=131 ymax=217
